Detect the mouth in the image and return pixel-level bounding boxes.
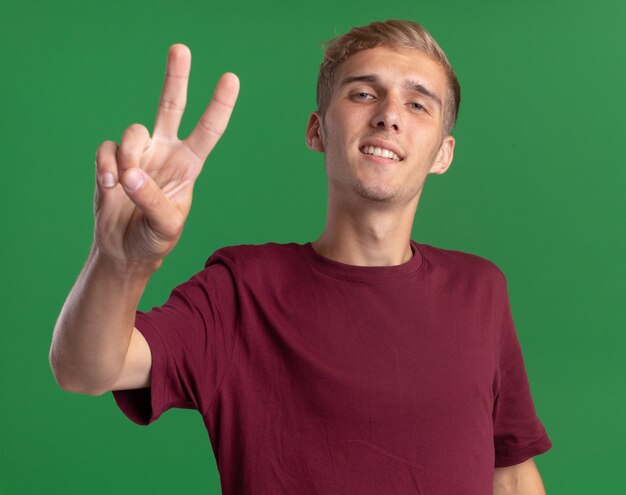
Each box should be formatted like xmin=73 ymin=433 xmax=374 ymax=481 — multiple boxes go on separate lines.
xmin=359 ymin=144 xmax=403 ymax=162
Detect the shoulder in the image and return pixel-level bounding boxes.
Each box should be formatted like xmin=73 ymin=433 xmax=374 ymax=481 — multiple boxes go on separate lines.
xmin=416 ymin=242 xmax=508 ymax=287
xmin=206 ymin=242 xmax=301 ymax=265
xmin=203 ymin=242 xmax=304 ymax=278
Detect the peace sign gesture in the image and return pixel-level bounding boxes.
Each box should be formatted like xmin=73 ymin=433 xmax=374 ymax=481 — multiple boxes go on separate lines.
xmin=93 ymin=44 xmax=239 ymax=272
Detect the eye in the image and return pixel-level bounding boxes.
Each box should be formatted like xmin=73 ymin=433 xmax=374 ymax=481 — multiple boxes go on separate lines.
xmin=352 ymin=91 xmax=374 ymax=101
xmin=409 ymin=102 xmax=425 ymax=111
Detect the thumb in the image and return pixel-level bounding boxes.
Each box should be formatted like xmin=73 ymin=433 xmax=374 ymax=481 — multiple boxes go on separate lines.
xmin=120 ymin=168 xmax=184 ymax=240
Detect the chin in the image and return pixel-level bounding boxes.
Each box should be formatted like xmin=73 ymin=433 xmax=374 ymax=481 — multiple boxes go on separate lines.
xmin=353 ymin=183 xmax=397 ymax=203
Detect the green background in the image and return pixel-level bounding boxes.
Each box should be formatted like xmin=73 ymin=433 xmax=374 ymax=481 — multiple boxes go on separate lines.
xmin=1 ymin=0 xmax=624 ymax=493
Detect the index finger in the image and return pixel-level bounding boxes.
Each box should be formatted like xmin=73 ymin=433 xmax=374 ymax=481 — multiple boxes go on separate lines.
xmin=184 ymin=72 xmax=240 ymax=161
xmin=153 ymin=44 xmax=191 ymax=139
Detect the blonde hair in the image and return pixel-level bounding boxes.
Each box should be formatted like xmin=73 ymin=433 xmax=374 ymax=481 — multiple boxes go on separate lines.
xmin=316 ymin=20 xmax=461 ymax=136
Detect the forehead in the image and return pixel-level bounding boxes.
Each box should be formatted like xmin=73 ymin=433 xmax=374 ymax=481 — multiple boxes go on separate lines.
xmin=334 ymin=46 xmax=447 ymax=97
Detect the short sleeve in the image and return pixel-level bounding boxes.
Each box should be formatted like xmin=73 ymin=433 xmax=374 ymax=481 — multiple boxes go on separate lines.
xmin=112 ymin=259 xmax=239 ymax=425
xmin=492 ymin=284 xmax=552 ymax=467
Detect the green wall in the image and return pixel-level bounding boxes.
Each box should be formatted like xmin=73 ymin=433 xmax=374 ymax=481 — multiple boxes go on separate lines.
xmin=1 ymin=0 xmax=624 ymax=493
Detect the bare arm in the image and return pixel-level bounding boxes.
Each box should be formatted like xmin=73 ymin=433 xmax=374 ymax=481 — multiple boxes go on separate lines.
xmin=50 ymin=247 xmax=154 ymax=395
xmin=493 ymin=458 xmax=546 ymax=495
xmin=49 ymin=45 xmax=239 ymax=396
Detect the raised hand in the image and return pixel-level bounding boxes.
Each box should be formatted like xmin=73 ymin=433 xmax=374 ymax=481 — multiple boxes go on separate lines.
xmin=93 ymin=44 xmax=239 ymax=271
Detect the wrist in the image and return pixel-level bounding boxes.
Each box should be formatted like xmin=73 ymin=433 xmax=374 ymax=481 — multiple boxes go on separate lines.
xmin=88 ymin=244 xmax=162 ymax=280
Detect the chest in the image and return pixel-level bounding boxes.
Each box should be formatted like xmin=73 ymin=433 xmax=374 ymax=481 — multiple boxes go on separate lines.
xmin=238 ymin=279 xmax=498 ymax=428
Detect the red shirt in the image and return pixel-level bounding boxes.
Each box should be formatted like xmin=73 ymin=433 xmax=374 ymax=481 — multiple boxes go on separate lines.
xmin=114 ymin=241 xmax=551 ymax=494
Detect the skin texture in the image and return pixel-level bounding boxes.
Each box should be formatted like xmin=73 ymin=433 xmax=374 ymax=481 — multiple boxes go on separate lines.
xmin=51 ymin=42 xmax=546 ymax=493
xmin=307 ymin=46 xmax=546 ymax=493
xmin=311 ymin=47 xmax=453 ymax=205
xmin=49 ymin=45 xmax=239 ymax=394
xmin=306 ymin=46 xmax=454 ymax=267
xmin=94 ymin=45 xmax=240 ymax=268
xmin=493 ymin=458 xmax=547 ymax=494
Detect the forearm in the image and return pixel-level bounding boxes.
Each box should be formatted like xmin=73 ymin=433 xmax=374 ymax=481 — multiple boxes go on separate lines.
xmin=50 ymin=245 xmax=156 ymax=395
xmin=493 ymin=481 xmax=545 ymax=495
xmin=493 ymin=458 xmax=546 ymax=495
xmin=50 ymin=45 xmax=237 ymax=396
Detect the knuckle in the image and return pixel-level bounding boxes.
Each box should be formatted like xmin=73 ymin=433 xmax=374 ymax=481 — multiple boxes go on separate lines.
xmin=212 ymin=96 xmax=233 ymax=110
xmin=96 ymin=140 xmax=116 ymax=156
xmin=199 ymin=118 xmax=223 ymax=137
xmin=115 ymin=146 xmax=133 ymax=167
xmin=118 ymin=125 xmax=151 ymax=168
xmin=96 ymin=159 xmax=111 ymax=175
xmin=126 ymin=123 xmax=148 ymax=136
xmin=160 ymin=213 xmax=184 ymax=239
xmin=122 ymin=123 xmax=150 ymax=144
xmin=96 ymin=141 xmax=117 ymax=169
xmin=159 ymin=97 xmax=184 ymax=113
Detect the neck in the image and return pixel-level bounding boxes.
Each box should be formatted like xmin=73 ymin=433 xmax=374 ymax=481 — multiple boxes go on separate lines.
xmin=312 ymin=193 xmax=420 ymax=266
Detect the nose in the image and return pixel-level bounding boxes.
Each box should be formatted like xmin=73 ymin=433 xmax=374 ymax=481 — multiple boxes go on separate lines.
xmin=370 ymin=96 xmax=401 ymax=132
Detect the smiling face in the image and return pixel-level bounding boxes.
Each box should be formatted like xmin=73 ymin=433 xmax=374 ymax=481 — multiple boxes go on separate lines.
xmin=306 ymin=46 xmax=455 ymax=207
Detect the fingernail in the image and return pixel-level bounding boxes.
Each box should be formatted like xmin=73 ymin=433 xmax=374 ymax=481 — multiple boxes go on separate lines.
xmin=124 ymin=169 xmax=144 ymax=192
xmin=101 ymin=172 xmax=115 ymax=188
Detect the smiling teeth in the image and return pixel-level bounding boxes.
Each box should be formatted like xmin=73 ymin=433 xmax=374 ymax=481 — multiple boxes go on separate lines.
xmin=362 ymin=146 xmax=401 ymax=161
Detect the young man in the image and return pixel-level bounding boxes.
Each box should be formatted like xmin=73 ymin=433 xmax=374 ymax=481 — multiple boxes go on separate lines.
xmin=50 ymin=20 xmax=552 ymax=494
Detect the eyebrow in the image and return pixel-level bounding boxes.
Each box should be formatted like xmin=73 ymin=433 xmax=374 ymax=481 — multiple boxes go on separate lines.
xmin=340 ymin=74 xmax=442 ymax=110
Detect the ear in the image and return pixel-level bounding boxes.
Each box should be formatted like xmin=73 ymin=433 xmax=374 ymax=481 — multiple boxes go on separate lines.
xmin=305 ymin=112 xmax=325 ymax=152
xmin=428 ymin=135 xmax=455 ymax=175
